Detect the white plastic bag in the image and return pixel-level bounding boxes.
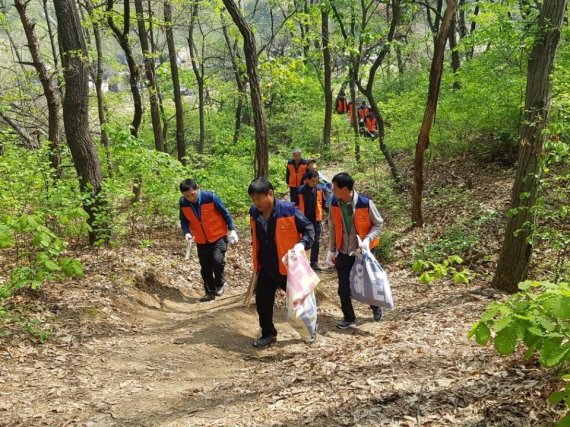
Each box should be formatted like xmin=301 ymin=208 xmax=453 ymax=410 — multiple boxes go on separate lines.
xmin=349 ymin=249 xmax=394 ymax=309
xmin=283 ymin=246 xmax=319 ymax=341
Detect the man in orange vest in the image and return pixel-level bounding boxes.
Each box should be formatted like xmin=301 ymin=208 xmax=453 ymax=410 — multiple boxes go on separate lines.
xmin=249 ymin=178 xmax=314 ymax=348
xmin=363 ymin=110 xmax=378 ymax=138
xmin=294 ymin=171 xmax=328 ymax=271
xmin=326 ymin=172 xmax=384 ymax=328
xmin=179 ymin=179 xmax=239 ymax=302
xmin=285 ymin=148 xmax=308 ymax=201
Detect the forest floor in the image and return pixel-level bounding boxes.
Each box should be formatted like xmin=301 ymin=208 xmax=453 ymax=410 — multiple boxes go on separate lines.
xmin=0 ymin=154 xmax=566 ymax=426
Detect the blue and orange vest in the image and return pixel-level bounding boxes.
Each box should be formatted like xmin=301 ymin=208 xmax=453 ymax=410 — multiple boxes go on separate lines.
xmin=180 ymin=191 xmax=228 ymax=244
xmin=287 ymin=160 xmax=308 ymax=188
xmin=330 ymin=194 xmax=379 ymax=251
xmin=250 ymin=201 xmax=299 ymax=276
xmin=297 ymin=186 xmax=324 ymax=222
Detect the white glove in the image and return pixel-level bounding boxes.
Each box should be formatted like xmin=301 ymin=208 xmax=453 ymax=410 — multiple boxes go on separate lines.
xmin=294 ymin=243 xmax=305 ymax=254
xmin=326 ymin=250 xmax=336 ymax=266
xmin=185 ymin=233 xmax=194 ymax=242
xmin=228 ymin=230 xmax=239 ymax=245
xmin=359 ymin=237 xmax=370 ymax=251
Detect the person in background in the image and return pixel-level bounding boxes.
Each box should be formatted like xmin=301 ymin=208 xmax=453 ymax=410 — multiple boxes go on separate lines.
xmin=302 ymin=159 xmax=333 ymax=202
xmin=179 ymin=179 xmax=238 ymax=302
xmin=285 ymin=148 xmax=308 ymax=201
xmin=294 ymin=171 xmax=328 ymax=271
xmin=326 ymin=172 xmax=384 ymax=328
xmin=249 ymin=178 xmax=314 ymax=348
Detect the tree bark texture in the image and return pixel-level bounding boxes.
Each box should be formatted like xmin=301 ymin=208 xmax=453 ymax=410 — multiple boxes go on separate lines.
xmin=493 ymin=0 xmax=567 ymax=293
xmin=15 ymin=0 xmax=62 ymax=178
xmin=54 ymin=0 xmax=105 ymax=244
xmin=106 ymin=0 xmax=142 ymax=138
xmin=321 ymin=9 xmax=332 ymax=149
xmin=188 ymin=2 xmax=205 ymax=153
xmin=411 ymin=0 xmax=457 ymax=227
xmin=164 ymin=0 xmax=186 ymax=164
xmin=134 ymin=0 xmax=164 ymax=152
xmin=222 ymin=0 xmax=269 ymax=179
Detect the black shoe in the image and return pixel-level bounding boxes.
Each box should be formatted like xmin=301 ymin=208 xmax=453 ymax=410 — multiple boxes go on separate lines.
xmin=310 ymin=263 xmax=322 ymax=272
xmin=372 ymin=307 xmax=383 ymax=321
xmin=336 ymin=320 xmax=356 ymax=329
xmin=215 ymin=283 xmax=227 ymax=297
xmin=252 ymin=335 xmax=277 ymax=348
xmin=199 ymin=293 xmax=215 ymax=302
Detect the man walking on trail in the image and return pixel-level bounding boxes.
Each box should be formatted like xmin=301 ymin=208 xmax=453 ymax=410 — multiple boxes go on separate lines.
xmin=249 ymin=178 xmax=314 ymax=348
xmin=179 ymin=179 xmax=239 ymax=302
xmin=285 ymin=148 xmax=308 ymax=201
xmin=294 ymin=171 xmax=328 ymax=272
xmin=326 ymin=172 xmax=384 ymax=328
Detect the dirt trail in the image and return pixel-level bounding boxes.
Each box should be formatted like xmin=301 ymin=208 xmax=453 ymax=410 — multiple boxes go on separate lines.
xmin=0 ymin=236 xmax=563 ymax=426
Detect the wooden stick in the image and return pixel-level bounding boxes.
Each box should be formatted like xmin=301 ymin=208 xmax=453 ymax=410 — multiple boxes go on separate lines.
xmin=244 ymin=272 xmax=258 ymax=308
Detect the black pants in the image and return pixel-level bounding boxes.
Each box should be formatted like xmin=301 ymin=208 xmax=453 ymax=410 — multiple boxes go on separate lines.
xmin=196 ymin=237 xmax=227 ymax=294
xmin=289 ymin=187 xmax=298 ymax=202
xmin=310 ymin=221 xmax=322 ymax=266
xmin=256 ymin=270 xmax=286 ymax=338
xmin=335 ymin=252 xmax=378 ymax=322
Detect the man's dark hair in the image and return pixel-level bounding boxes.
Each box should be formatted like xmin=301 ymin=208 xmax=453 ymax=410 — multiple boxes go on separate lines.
xmin=305 ymin=170 xmax=318 ymax=180
xmin=332 ymin=172 xmax=354 ymax=191
xmin=180 ymin=179 xmax=198 ymax=192
xmin=248 ymin=178 xmax=274 ymax=196
xmin=308 ymin=159 xmax=317 ymax=165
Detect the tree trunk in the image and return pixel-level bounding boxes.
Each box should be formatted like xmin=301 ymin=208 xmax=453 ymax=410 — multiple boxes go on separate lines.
xmin=493 ymin=0 xmax=567 ymax=293
xmin=355 ymin=0 xmax=402 ymax=186
xmin=411 ymin=0 xmax=457 ymax=227
xmin=188 ymin=1 xmax=205 ymax=153
xmin=321 ymin=8 xmax=332 ymax=149
xmin=448 ymin=11 xmax=461 ymax=90
xmin=222 ymin=0 xmax=269 ymax=178
xmin=41 ymin=0 xmax=63 ymax=93
xmin=134 ymin=0 xmax=164 ymax=152
xmin=15 ymin=0 xmax=62 ymax=179
xmin=106 ymin=0 xmax=143 ymax=138
xmin=85 ymin=0 xmax=112 ymax=175
xmin=54 ymin=0 xmax=106 ymax=244
xmin=164 ymin=0 xmax=186 ymax=164
xmin=221 ymin=15 xmax=247 ymax=145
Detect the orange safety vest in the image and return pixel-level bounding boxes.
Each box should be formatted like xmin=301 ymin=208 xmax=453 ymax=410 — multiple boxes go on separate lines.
xmin=297 ymin=186 xmax=324 ymax=222
xmin=330 ymin=195 xmax=379 ymax=252
xmin=250 ymin=201 xmax=300 ymax=276
xmin=287 ymin=160 xmax=308 ymax=188
xmin=336 ymin=97 xmax=348 ymax=114
xmin=347 ymin=102 xmax=354 ymax=123
xmin=180 ymin=191 xmax=228 ymax=244
xmin=365 ymin=116 xmax=377 ymax=132
xmin=358 ymin=106 xmax=369 ymax=121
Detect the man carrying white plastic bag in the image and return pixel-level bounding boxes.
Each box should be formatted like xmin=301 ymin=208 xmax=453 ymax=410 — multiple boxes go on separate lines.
xmin=283 ymin=245 xmax=319 ymax=343
xmin=349 ymin=237 xmax=394 ymax=309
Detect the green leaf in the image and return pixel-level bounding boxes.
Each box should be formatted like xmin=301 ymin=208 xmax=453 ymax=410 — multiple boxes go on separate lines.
xmin=475 ymin=322 xmax=491 ymax=345
xmin=452 ymin=271 xmax=469 ymax=284
xmin=544 ymin=296 xmax=570 ymax=319
xmin=542 ymin=342 xmax=570 ymax=368
xmin=549 ymin=390 xmax=566 ymax=406
xmin=447 ymin=255 xmax=463 ymax=265
xmin=540 ymin=337 xmax=564 ymax=367
xmin=411 ymin=260 xmax=424 ymax=272
xmin=481 ymin=304 xmax=501 ymax=322
xmin=557 ymin=412 xmax=570 ymax=427
xmin=43 ymin=260 xmax=60 ymax=272
xmin=536 ymin=315 xmax=556 ymax=332
xmin=494 ymin=325 xmax=518 ymax=355
xmin=0 ymin=231 xmax=13 ymax=249
xmin=60 ymin=259 xmax=84 ymax=278
xmin=419 ymin=272 xmax=433 ymax=285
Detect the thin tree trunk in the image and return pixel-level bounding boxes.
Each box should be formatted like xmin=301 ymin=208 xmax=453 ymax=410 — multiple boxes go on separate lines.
xmin=411 ymin=0 xmax=457 ymax=227
xmin=134 ymin=0 xmax=164 ymax=152
xmin=85 ymin=0 xmax=112 ymax=174
xmin=188 ymin=1 xmax=205 ymax=153
xmin=41 ymin=0 xmax=63 ymax=93
xmin=54 ymin=0 xmax=106 ymax=244
xmin=448 ymin=11 xmax=461 ymax=90
xmin=222 ymin=0 xmax=269 ymax=178
xmin=15 ymin=0 xmax=62 ymax=178
xmin=164 ymin=0 xmax=186 ymax=164
xmin=493 ymin=0 xmax=567 ymax=293
xmin=106 ymin=0 xmax=143 ymax=138
xmin=221 ymin=15 xmax=247 ymax=145
xmin=321 ymin=9 xmax=332 ymax=149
